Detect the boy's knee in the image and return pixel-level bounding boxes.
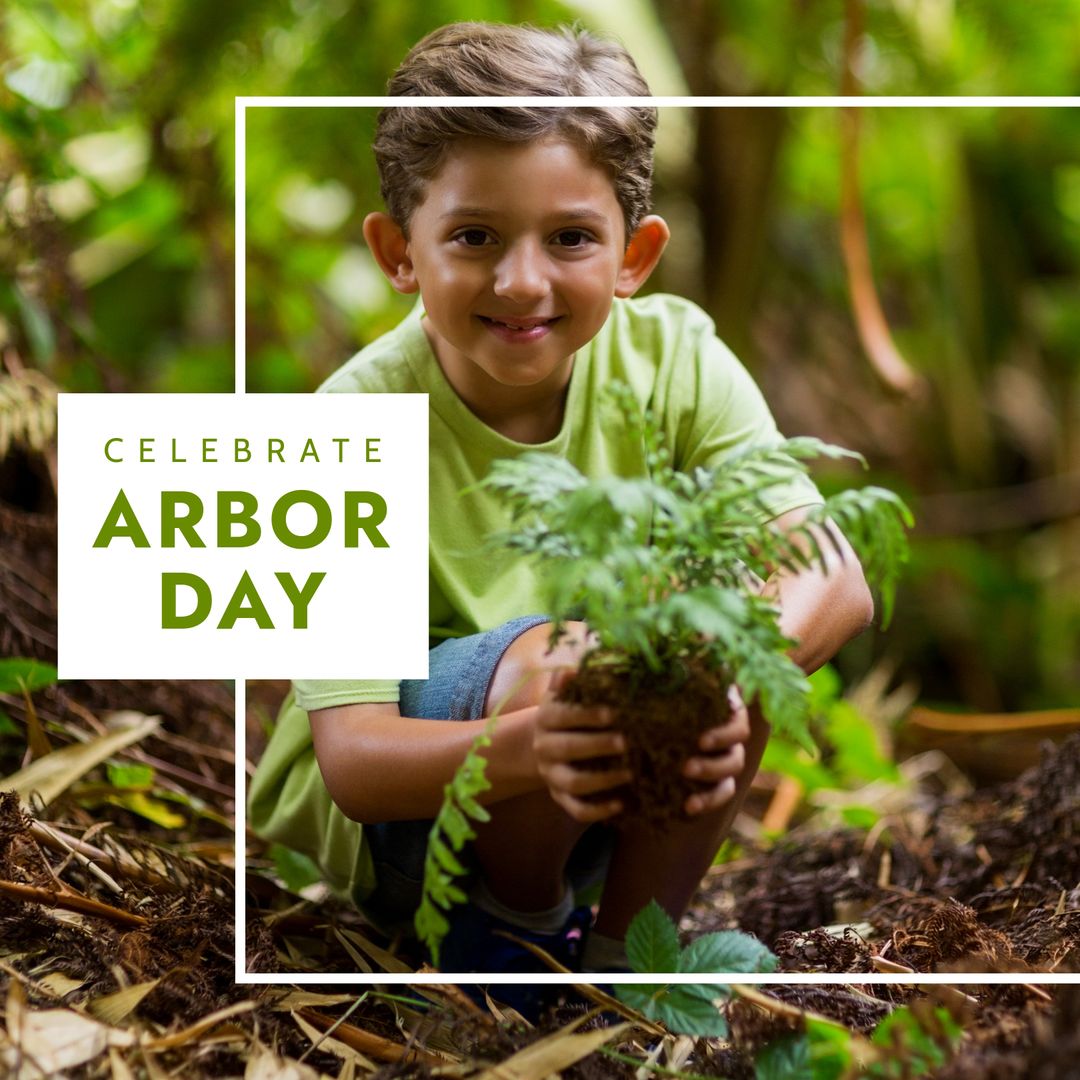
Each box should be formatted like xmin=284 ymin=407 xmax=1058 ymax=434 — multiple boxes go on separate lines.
xmin=484 ymin=620 xmax=590 ymax=715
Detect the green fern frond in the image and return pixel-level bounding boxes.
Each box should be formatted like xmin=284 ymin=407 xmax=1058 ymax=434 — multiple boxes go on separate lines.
xmin=414 ymin=718 xmax=496 ymax=967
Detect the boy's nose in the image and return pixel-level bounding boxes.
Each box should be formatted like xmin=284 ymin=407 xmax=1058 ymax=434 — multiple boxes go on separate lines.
xmin=492 ymin=241 xmax=550 ymax=303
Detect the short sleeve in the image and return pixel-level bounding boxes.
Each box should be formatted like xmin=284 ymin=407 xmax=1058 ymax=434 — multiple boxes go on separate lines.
xmin=665 ymin=316 xmax=823 ymax=519
xmin=293 ymin=678 xmax=401 ymax=711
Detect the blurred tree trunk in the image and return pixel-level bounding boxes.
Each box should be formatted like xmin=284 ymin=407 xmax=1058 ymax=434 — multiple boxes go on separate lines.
xmin=655 ymin=0 xmax=805 ymax=358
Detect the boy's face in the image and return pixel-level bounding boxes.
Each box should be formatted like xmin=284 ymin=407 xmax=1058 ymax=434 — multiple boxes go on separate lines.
xmin=383 ymin=137 xmax=657 ymax=400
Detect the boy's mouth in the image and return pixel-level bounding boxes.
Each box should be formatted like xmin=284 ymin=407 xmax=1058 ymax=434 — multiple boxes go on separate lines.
xmin=478 ymin=315 xmax=562 ymax=343
xmin=479 ymin=315 xmax=561 ymax=331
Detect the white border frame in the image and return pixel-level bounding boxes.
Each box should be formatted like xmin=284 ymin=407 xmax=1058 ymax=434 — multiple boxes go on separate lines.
xmin=233 ymin=94 xmax=1080 ymax=987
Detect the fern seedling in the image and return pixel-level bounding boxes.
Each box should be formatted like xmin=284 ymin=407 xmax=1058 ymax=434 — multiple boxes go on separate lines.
xmin=480 ymin=383 xmax=913 ymax=829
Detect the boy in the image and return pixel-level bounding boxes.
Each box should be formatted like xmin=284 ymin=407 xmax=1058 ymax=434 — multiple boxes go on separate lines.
xmin=249 ymin=22 xmax=873 ymax=978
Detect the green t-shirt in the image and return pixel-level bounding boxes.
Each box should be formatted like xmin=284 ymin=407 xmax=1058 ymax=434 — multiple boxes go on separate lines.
xmin=248 ymin=292 xmax=820 ymax=903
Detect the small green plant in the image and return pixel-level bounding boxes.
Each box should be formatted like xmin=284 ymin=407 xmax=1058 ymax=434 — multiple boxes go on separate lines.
xmin=481 ymin=385 xmax=911 ymax=825
xmin=614 ymin=899 xmax=777 ymax=1037
xmin=0 ymin=657 xmax=59 ymax=753
xmin=414 ymin=714 xmax=497 ymax=967
xmin=755 ymin=1001 xmax=964 ymax=1079
xmin=483 ymin=386 xmax=910 ymax=745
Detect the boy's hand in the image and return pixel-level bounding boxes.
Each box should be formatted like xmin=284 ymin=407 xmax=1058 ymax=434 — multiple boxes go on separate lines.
xmin=533 ymin=672 xmax=632 ymax=823
xmin=681 ymin=685 xmax=750 ymax=816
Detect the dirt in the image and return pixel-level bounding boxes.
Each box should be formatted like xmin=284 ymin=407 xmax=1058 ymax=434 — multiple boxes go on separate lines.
xmin=558 ymin=651 xmax=731 ymax=830
xmin=685 ymin=732 xmax=1080 ymax=979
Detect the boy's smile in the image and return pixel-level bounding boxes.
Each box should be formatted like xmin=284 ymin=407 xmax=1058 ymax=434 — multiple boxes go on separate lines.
xmin=365 ymin=137 xmax=668 ymax=440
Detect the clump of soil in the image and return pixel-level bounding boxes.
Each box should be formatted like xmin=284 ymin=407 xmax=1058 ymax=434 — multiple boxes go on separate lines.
xmin=558 ymin=653 xmax=730 ymax=831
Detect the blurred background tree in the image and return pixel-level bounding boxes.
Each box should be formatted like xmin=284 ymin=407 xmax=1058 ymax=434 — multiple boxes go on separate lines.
xmin=2 ymin=0 xmax=1078 ymax=718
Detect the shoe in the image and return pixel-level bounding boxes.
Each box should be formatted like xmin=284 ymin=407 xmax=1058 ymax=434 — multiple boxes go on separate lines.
xmin=439 ymin=903 xmax=592 ymax=975
xmin=437 ymin=904 xmax=593 ymax=1021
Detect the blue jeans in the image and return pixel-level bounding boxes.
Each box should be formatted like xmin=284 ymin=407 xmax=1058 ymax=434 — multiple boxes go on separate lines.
xmin=361 ymin=615 xmax=613 ymax=930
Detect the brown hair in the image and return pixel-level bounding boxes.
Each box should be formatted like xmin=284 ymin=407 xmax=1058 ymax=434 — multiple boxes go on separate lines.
xmin=372 ymin=22 xmax=656 ymax=240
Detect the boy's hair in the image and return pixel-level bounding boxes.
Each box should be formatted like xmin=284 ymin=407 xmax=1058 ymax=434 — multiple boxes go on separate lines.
xmin=373 ymin=22 xmax=656 ymax=240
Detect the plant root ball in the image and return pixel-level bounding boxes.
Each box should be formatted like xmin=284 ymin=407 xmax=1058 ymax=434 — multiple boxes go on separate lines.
xmin=558 ymin=654 xmax=732 ymax=832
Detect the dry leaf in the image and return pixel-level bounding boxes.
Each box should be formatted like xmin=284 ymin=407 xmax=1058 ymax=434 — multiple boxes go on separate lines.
xmin=4 ymin=712 xmax=160 ymax=808
xmin=36 ymin=971 xmax=86 ymax=998
xmin=109 ymin=1045 xmax=137 ymax=1080
xmin=473 ymin=1021 xmax=629 ymax=1080
xmin=1 ymin=1005 xmax=134 ymax=1078
xmin=291 ymin=1010 xmax=378 ymax=1071
xmin=245 ymin=1041 xmax=323 ymax=1080
xmin=89 ymin=979 xmax=161 ymax=1024
xmin=335 ymin=927 xmax=413 ymax=974
xmin=332 ymin=927 xmax=373 ymax=973
xmin=268 ymin=990 xmax=357 ymax=1012
xmin=141 ymin=1000 xmax=255 ymax=1050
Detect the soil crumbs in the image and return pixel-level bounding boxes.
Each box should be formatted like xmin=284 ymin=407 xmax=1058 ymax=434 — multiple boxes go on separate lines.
xmin=559 ymin=654 xmax=730 ymax=830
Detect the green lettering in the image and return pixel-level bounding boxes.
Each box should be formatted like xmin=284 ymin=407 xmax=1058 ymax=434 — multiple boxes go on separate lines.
xmin=268 ymin=438 xmax=284 ymax=463
xmin=300 ymin=438 xmax=319 ymax=463
xmin=93 ymin=489 xmax=150 ymax=548
xmin=271 ymin=490 xmax=331 ymax=549
xmin=217 ymin=491 xmax=261 ymax=547
xmin=344 ymin=491 xmax=389 ymax=548
xmin=162 ymin=572 xmax=211 ymax=628
xmin=217 ymin=570 xmax=274 ymax=629
xmin=161 ymin=491 xmax=206 ymax=548
xmin=235 ymin=437 xmax=250 ymax=462
xmin=275 ymin=571 xmax=326 ymax=629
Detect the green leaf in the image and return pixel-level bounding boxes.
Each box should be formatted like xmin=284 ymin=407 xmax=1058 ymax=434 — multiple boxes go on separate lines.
xmin=840 ymin=805 xmax=882 ymax=830
xmin=430 ymin=836 xmax=467 ymax=876
xmin=804 ymin=1017 xmax=856 ymax=1080
xmin=614 ymin=983 xmax=728 ymax=1037
xmin=625 ymin=899 xmax=680 ymax=974
xmin=867 ymin=1005 xmax=962 ymax=1076
xmin=439 ymin=801 xmax=473 ymax=849
xmin=0 ymin=708 xmax=18 ymax=736
xmin=0 ymin=659 xmax=59 ymax=694
xmin=755 ymin=1035 xmax=813 ymax=1080
xmin=105 ymin=762 xmax=154 ymax=789
xmin=270 ymin=843 xmax=322 ymax=892
xmin=455 ymin=791 xmax=491 ymax=822
xmin=652 ymin=985 xmax=728 ymax=1037
xmin=103 ymin=791 xmax=185 ymax=829
xmin=679 ymin=930 xmax=778 ymax=974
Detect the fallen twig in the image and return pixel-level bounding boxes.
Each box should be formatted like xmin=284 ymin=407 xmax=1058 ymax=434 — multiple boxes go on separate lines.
xmin=28 ymin=820 xmax=179 ymax=892
xmin=297 ymin=1006 xmax=445 ymax=1066
xmin=0 ymin=877 xmax=149 ymax=928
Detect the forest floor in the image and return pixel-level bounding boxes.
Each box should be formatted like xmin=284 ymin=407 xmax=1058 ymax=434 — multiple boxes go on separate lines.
xmin=1 ymin=463 xmax=1078 ymax=1078
xmin=1 ymin=669 xmax=1076 ymax=1078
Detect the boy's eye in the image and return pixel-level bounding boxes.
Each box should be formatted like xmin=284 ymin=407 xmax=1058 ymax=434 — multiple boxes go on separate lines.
xmin=553 ymin=229 xmax=592 ymax=248
xmin=454 ymin=228 xmax=493 ymax=247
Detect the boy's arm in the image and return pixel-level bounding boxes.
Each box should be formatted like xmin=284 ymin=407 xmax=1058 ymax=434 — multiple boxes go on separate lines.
xmin=760 ymin=506 xmax=875 ymax=673
xmin=311 ymin=697 xmax=744 ymax=826
xmin=309 ymin=703 xmax=545 ymax=823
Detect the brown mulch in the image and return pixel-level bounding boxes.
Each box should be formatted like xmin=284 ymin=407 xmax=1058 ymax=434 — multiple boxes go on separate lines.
xmin=686 ymin=732 xmax=1080 ymax=978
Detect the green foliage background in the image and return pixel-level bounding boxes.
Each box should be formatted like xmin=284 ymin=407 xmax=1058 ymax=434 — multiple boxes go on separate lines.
xmin=2 ymin=0 xmax=1078 ymax=714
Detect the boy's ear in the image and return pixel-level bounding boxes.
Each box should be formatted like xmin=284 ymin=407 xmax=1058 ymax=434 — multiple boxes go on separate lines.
xmin=363 ymin=212 xmax=419 ymax=294
xmin=615 ymin=215 xmax=670 ymax=298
